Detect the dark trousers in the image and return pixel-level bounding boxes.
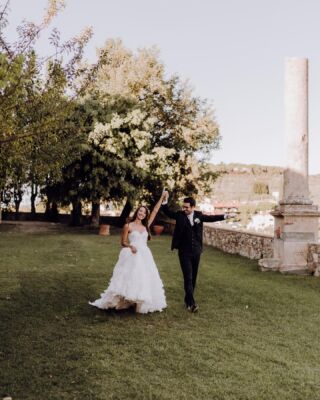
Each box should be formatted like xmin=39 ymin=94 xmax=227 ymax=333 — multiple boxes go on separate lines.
xmin=178 ymin=249 xmax=201 ymax=307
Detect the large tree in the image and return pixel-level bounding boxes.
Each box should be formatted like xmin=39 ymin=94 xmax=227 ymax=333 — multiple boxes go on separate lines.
xmin=88 ymin=40 xmax=220 ymax=206
xmin=48 ymin=39 xmax=221 ymax=225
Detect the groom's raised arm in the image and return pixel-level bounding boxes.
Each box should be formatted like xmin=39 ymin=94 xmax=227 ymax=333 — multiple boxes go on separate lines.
xmin=161 ymin=203 xmax=178 ymax=220
xmin=160 ymin=190 xmax=178 ymax=220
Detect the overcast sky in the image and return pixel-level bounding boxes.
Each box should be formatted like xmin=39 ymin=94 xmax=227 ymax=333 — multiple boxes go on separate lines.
xmin=6 ymin=0 xmax=320 ymax=173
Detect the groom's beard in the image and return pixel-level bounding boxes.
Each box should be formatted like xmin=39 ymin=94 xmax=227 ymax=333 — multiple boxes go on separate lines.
xmin=183 ymin=210 xmax=192 ymax=215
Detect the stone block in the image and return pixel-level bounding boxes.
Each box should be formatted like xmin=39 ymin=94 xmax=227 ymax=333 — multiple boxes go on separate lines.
xmin=258 ymin=258 xmax=280 ymax=272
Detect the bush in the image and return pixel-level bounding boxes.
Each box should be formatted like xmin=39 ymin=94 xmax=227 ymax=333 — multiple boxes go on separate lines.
xmin=253 ymin=182 xmax=269 ymax=195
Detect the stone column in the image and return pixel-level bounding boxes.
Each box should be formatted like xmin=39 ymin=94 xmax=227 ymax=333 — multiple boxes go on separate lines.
xmin=282 ymin=58 xmax=311 ymax=205
xmin=259 ymin=57 xmax=320 ymax=275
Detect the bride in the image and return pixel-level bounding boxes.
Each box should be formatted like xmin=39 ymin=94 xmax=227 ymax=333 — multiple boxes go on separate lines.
xmin=89 ymin=193 xmax=167 ymax=314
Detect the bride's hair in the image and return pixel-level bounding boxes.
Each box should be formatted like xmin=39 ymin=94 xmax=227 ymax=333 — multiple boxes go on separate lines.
xmin=129 ymin=205 xmax=151 ymax=240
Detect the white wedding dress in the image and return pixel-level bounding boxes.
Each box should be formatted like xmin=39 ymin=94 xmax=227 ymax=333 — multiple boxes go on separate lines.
xmin=89 ymin=229 xmax=167 ymax=314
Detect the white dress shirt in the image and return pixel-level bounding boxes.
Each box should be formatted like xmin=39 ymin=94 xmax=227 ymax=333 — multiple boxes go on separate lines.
xmin=188 ymin=212 xmax=194 ymax=226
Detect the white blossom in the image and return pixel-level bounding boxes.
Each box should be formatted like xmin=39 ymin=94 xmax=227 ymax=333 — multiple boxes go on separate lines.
xmin=152 ymin=147 xmax=175 ymax=159
xmin=110 ymin=113 xmax=123 ymax=129
xmin=126 ymin=109 xmax=146 ymax=126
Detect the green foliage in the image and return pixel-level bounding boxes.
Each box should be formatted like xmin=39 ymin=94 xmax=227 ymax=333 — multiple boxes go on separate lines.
xmin=0 ymin=12 xmax=221 ymax=213
xmin=44 ymin=96 xmax=146 ymax=208
xmin=139 ymin=76 xmax=221 ymax=202
xmin=0 ymin=1 xmax=93 ymax=212
xmin=53 ymin=40 xmax=221 ymax=211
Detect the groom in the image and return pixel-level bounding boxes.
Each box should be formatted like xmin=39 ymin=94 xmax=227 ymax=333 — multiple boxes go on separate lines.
xmin=161 ymin=192 xmax=230 ymax=312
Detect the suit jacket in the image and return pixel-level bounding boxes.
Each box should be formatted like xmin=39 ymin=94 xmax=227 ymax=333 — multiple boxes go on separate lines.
xmin=161 ymin=204 xmax=225 ymax=252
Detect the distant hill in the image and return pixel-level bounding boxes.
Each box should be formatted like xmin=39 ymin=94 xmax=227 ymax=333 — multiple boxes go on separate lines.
xmin=210 ymin=163 xmax=320 ymax=206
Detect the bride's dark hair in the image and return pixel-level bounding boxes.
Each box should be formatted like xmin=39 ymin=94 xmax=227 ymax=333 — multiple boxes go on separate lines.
xmin=129 ymin=205 xmax=151 ymax=240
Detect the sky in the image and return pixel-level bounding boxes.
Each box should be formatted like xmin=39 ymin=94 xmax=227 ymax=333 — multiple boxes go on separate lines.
xmin=5 ymin=0 xmax=320 ymax=174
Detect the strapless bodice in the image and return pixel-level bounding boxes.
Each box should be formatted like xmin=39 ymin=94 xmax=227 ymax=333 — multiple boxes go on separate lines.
xmin=128 ymin=230 xmax=148 ymax=247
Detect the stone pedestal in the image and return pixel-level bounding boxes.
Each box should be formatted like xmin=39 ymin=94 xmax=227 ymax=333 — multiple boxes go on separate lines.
xmin=271 ymin=204 xmax=319 ymax=274
xmin=259 ymin=58 xmax=320 ymax=275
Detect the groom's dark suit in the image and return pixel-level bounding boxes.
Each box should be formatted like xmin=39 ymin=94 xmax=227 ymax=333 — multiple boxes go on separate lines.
xmin=161 ymin=204 xmax=225 ymax=307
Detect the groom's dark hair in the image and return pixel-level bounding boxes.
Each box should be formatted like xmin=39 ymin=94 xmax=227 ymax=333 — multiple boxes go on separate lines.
xmin=183 ymin=197 xmax=196 ymax=207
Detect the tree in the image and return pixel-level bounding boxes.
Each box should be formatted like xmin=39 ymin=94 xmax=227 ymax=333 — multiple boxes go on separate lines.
xmin=0 ymin=0 xmax=93 ymax=220
xmin=88 ymin=40 xmax=221 ymax=204
xmin=139 ymin=76 xmax=220 ymax=203
xmin=45 ymin=95 xmax=148 ymax=225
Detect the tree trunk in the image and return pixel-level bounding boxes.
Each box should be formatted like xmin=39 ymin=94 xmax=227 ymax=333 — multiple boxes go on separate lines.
xmin=0 ymin=191 xmax=2 ymax=224
xmin=45 ymin=195 xmax=52 ymax=216
xmin=44 ymin=199 xmax=59 ymax=222
xmin=118 ymin=199 xmax=133 ymax=227
xmin=30 ymin=183 xmax=38 ymax=217
xmin=51 ymin=201 xmax=59 ymax=222
xmin=14 ymin=188 xmax=22 ymax=214
xmin=71 ymin=200 xmax=82 ymax=226
xmin=45 ymin=200 xmax=51 ymax=215
xmin=14 ymin=198 xmax=21 ymax=214
xmin=91 ymin=200 xmax=100 ymax=227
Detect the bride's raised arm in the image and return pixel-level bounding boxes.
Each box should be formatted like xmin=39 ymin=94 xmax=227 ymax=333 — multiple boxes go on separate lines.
xmin=148 ymin=192 xmax=166 ymax=228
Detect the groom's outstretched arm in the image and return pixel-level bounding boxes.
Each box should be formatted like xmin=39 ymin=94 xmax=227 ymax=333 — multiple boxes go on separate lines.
xmin=201 ymin=213 xmax=225 ymax=223
xmin=161 ymin=204 xmax=178 ymax=220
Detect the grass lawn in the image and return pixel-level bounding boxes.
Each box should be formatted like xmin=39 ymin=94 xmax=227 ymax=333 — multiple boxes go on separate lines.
xmin=1 ymin=225 xmax=320 ymax=400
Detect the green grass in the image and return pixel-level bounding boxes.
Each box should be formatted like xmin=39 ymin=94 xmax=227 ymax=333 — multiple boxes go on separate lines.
xmin=1 ymin=226 xmax=320 ymax=400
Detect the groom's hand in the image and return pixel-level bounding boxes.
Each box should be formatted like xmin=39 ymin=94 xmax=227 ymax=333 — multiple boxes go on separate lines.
xmin=225 ymin=212 xmax=237 ymax=219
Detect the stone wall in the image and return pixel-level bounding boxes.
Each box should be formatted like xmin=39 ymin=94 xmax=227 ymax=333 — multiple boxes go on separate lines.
xmin=307 ymin=243 xmax=320 ymax=276
xmin=163 ymin=221 xmax=320 ymax=273
xmin=203 ymin=224 xmax=273 ymax=260
xmin=2 ymin=211 xmax=114 ymax=226
xmin=162 ymin=221 xmax=274 ymax=260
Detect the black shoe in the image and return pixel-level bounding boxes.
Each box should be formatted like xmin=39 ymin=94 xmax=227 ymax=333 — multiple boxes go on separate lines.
xmin=190 ymin=304 xmax=199 ymax=313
